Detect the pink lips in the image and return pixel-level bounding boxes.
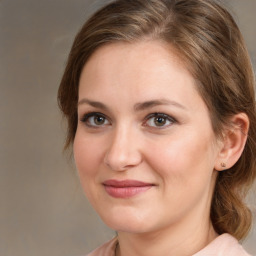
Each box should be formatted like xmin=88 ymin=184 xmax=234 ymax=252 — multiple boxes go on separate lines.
xmin=103 ymin=179 xmax=154 ymax=198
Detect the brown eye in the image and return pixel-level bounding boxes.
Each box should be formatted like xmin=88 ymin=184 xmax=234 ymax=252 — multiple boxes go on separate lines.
xmin=154 ymin=117 xmax=167 ymax=126
xmin=81 ymin=112 xmax=110 ymax=127
xmin=144 ymin=113 xmax=175 ymax=128
xmin=94 ymin=115 xmax=106 ymax=125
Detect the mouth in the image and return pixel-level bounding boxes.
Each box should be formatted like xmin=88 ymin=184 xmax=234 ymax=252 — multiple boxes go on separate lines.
xmin=102 ymin=179 xmax=154 ymax=198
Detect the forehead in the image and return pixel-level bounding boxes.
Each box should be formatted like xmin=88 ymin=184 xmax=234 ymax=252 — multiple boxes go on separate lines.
xmin=84 ymin=40 xmax=185 ymax=72
xmin=78 ymin=41 xmax=210 ymax=120
xmin=79 ymin=40 xmax=194 ymax=93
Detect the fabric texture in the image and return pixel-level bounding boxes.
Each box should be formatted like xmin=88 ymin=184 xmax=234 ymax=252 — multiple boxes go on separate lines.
xmin=86 ymin=233 xmax=251 ymax=256
xmin=86 ymin=237 xmax=117 ymax=256
xmin=193 ymin=234 xmax=251 ymax=256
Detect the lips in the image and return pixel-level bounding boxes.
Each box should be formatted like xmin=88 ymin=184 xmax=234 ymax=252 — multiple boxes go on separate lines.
xmin=103 ymin=179 xmax=154 ymax=198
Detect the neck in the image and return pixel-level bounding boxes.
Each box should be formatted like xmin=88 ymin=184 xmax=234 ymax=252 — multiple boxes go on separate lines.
xmin=116 ymin=214 xmax=217 ymax=256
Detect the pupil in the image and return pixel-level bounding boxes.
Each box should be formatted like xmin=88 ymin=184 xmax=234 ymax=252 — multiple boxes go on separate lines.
xmin=155 ymin=117 xmax=166 ymax=126
xmin=94 ymin=116 xmax=105 ymax=125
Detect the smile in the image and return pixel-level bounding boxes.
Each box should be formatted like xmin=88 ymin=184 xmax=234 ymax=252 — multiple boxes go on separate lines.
xmin=102 ymin=179 xmax=154 ymax=198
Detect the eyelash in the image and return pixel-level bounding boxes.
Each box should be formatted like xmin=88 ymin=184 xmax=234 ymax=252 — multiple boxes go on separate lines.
xmin=143 ymin=113 xmax=177 ymax=129
xmin=80 ymin=112 xmax=177 ymax=129
xmin=80 ymin=112 xmax=110 ymax=128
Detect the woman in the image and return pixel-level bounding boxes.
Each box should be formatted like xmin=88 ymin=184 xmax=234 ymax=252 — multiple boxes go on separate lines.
xmin=58 ymin=0 xmax=256 ymax=255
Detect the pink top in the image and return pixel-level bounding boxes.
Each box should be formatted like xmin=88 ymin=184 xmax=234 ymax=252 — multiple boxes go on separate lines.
xmin=86 ymin=233 xmax=251 ymax=256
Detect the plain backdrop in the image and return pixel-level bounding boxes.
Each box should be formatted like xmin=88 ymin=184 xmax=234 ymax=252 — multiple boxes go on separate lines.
xmin=1 ymin=0 xmax=255 ymax=255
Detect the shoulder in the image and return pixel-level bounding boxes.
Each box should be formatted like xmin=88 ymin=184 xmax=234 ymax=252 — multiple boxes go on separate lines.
xmin=85 ymin=237 xmax=118 ymax=256
xmin=193 ymin=233 xmax=251 ymax=256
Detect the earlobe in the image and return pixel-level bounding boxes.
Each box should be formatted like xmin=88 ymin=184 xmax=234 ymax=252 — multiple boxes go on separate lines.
xmin=215 ymin=113 xmax=249 ymax=171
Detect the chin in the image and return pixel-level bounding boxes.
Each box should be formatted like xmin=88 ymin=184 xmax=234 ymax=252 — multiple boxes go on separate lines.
xmin=98 ymin=208 xmax=153 ymax=233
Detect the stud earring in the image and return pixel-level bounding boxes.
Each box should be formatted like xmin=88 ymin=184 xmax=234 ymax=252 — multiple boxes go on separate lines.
xmin=221 ymin=162 xmax=226 ymax=168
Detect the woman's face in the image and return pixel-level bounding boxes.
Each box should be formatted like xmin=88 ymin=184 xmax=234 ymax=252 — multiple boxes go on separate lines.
xmin=74 ymin=41 xmax=221 ymax=234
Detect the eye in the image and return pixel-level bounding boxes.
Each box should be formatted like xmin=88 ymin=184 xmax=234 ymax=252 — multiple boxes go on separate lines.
xmin=80 ymin=112 xmax=110 ymax=127
xmin=144 ymin=113 xmax=176 ymax=128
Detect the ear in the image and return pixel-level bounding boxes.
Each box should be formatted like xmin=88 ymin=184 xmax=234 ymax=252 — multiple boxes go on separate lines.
xmin=215 ymin=113 xmax=249 ymax=171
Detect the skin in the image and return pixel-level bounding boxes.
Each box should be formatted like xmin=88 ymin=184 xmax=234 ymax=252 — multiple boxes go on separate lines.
xmin=74 ymin=41 xmax=236 ymax=256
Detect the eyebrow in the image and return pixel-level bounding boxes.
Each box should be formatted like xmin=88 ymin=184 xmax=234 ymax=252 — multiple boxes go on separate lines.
xmin=78 ymin=98 xmax=186 ymax=111
xmin=134 ymin=99 xmax=187 ymax=111
xmin=78 ymin=99 xmax=109 ymax=111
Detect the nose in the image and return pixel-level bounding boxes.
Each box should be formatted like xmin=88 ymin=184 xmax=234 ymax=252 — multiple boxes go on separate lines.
xmin=104 ymin=125 xmax=143 ymax=171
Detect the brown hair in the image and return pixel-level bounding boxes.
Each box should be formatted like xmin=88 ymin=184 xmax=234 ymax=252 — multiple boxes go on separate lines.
xmin=58 ymin=0 xmax=256 ymax=240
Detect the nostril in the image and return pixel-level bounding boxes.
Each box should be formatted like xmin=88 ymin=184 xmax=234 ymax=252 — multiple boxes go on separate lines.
xmin=103 ymin=128 xmax=143 ymax=171
xmin=103 ymin=146 xmax=142 ymax=171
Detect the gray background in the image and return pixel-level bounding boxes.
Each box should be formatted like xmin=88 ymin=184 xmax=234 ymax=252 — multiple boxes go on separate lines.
xmin=0 ymin=0 xmax=255 ymax=256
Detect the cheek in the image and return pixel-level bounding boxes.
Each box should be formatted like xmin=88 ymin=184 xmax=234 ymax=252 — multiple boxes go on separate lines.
xmin=73 ymin=132 xmax=107 ymax=207
xmin=73 ymin=132 xmax=104 ymax=179
xmin=145 ymin=130 xmax=216 ymax=182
